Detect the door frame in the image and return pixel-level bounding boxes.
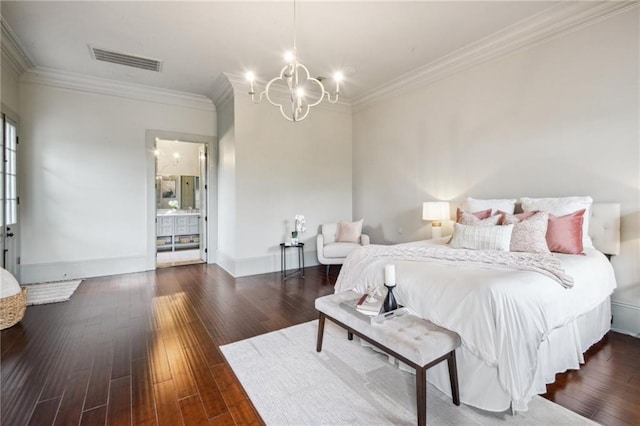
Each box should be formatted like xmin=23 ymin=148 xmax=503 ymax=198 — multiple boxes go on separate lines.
xmin=145 ymin=130 xmax=217 ymax=270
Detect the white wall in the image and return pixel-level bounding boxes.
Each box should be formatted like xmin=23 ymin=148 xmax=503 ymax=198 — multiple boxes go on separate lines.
xmin=216 ymin=93 xmax=237 ymax=271
xmin=353 ymin=10 xmax=639 ymax=335
xmin=19 ymin=75 xmax=215 ymax=282
xmin=1 ymin=58 xmax=20 ymax=120
xmin=216 ymin=78 xmax=353 ymax=276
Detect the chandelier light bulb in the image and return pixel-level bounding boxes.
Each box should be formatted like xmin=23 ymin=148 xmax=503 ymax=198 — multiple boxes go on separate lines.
xmin=334 ymin=71 xmax=343 ymax=82
xmin=245 ymin=71 xmax=255 ymax=82
xmin=284 ymin=50 xmax=295 ymax=63
xmin=173 ymin=152 xmax=180 ymax=159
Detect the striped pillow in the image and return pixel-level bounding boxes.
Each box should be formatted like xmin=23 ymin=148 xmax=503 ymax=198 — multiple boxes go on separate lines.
xmin=450 ymin=223 xmax=514 ymax=251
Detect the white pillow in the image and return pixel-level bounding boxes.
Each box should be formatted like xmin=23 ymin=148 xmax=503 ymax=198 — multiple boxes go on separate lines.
xmin=450 ymin=223 xmax=514 ymax=251
xmin=463 ymin=197 xmax=517 ymax=215
xmin=520 ymin=196 xmax=594 ymax=248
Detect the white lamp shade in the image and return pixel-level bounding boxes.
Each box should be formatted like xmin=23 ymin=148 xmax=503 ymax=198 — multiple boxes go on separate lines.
xmin=422 ymin=201 xmax=451 ymax=221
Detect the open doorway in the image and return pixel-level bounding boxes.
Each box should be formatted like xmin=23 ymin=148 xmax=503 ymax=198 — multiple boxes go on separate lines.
xmin=155 ymin=138 xmax=207 ymax=268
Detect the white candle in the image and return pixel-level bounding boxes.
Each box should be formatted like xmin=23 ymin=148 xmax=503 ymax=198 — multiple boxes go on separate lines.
xmin=384 ymin=264 xmax=396 ymax=286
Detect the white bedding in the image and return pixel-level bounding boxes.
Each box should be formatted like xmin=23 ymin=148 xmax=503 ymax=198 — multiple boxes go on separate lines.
xmin=334 ymin=238 xmax=616 ymax=411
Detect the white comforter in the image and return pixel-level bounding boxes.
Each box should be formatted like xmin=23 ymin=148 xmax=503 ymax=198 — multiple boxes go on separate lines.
xmin=334 ymin=238 xmax=616 ymax=410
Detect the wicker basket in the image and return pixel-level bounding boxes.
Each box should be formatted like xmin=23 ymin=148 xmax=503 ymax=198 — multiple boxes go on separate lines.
xmin=0 ymin=287 xmax=27 ymax=330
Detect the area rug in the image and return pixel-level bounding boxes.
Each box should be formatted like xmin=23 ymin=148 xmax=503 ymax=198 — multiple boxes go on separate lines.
xmin=24 ymin=280 xmax=82 ymax=306
xmin=221 ymin=320 xmax=597 ymax=425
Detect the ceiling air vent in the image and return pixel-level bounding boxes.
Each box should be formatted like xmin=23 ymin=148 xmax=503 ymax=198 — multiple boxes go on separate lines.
xmin=90 ymin=46 xmax=162 ymax=72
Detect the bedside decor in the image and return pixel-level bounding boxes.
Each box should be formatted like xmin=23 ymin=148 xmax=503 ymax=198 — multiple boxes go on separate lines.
xmin=422 ymin=201 xmax=451 ymax=239
xmin=168 ymin=199 xmax=179 ymax=210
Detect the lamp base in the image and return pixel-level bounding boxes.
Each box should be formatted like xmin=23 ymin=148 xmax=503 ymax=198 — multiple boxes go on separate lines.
xmin=431 ymin=225 xmax=443 ymax=239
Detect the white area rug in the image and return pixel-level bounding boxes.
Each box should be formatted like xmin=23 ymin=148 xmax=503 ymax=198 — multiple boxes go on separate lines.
xmin=24 ymin=280 xmax=82 ymax=306
xmin=221 ymin=320 xmax=596 ymax=425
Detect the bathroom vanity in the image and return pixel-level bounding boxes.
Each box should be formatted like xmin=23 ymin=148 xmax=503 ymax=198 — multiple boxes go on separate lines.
xmin=156 ymin=212 xmax=200 ymax=251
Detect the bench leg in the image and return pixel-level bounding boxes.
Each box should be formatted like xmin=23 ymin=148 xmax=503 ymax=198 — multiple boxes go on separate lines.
xmin=416 ymin=366 xmax=426 ymax=426
xmin=347 ymin=330 xmax=353 ymax=341
xmin=447 ymin=350 xmax=460 ymax=406
xmin=316 ymin=313 xmax=326 ymax=352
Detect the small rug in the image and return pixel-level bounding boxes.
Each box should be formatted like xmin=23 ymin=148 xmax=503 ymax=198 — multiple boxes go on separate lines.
xmin=24 ymin=280 xmax=82 ymax=306
xmin=221 ymin=320 xmax=597 ymax=425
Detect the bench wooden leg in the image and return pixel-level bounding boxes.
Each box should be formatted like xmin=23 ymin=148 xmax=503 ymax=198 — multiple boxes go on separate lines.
xmin=316 ymin=313 xmax=326 ymax=352
xmin=416 ymin=366 xmax=426 ymax=426
xmin=447 ymin=350 xmax=460 ymax=406
xmin=347 ymin=330 xmax=353 ymax=341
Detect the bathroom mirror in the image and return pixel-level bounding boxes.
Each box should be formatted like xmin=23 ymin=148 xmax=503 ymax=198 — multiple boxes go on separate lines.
xmin=157 ymin=175 xmax=200 ymax=209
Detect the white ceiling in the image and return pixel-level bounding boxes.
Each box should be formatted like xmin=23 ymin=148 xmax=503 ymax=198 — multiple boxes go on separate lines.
xmin=2 ymin=1 xmax=561 ymax=101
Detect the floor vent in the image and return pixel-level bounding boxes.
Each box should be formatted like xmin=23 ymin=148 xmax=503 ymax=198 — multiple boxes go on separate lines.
xmin=90 ymin=46 xmax=162 ymax=72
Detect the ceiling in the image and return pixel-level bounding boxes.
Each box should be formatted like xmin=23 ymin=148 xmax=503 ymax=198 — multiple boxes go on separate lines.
xmin=1 ymin=1 xmax=561 ymax=102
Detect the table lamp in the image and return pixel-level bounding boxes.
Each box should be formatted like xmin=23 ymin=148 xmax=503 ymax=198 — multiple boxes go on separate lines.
xmin=422 ymin=201 xmax=451 ymax=239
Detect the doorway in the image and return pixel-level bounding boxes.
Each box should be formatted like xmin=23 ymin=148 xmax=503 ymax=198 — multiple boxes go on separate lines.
xmin=155 ymin=138 xmax=207 ymax=268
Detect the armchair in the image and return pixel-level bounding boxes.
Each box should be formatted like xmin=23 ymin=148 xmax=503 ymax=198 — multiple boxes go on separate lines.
xmin=316 ymin=222 xmax=370 ymax=276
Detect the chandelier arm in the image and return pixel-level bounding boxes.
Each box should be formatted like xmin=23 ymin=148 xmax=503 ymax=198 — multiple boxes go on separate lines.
xmin=249 ymin=91 xmax=268 ymax=104
xmin=324 ymin=92 xmax=340 ymax=104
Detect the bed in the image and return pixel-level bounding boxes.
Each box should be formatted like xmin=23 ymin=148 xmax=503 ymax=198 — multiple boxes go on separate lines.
xmin=334 ymin=201 xmax=620 ymax=412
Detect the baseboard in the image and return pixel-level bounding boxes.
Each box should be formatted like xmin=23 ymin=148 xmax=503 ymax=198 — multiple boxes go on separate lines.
xmin=20 ymin=256 xmax=150 ymax=284
xmin=611 ymin=301 xmax=640 ymax=337
xmin=216 ymin=249 xmax=320 ymax=278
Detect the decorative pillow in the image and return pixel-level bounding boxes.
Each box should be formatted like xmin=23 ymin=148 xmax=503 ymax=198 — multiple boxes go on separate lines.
xmin=455 ymin=208 xmax=492 ymax=222
xmin=546 ymin=209 xmax=585 ymax=254
xmin=450 ymin=223 xmax=514 ymax=251
xmin=336 ymin=219 xmax=363 ymax=243
xmin=501 ymin=211 xmax=550 ymax=253
xmin=520 ymin=196 xmax=593 ymax=248
xmin=464 ymin=197 xmax=518 ymax=215
xmin=457 ymin=209 xmax=501 ymax=226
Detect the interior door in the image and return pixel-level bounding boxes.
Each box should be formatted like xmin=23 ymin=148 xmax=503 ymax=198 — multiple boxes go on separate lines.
xmin=2 ymin=115 xmax=19 ymax=277
xmin=199 ymin=145 xmax=207 ymax=262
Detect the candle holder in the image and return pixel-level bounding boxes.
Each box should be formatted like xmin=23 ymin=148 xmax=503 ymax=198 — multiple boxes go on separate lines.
xmin=383 ymin=283 xmax=398 ymax=312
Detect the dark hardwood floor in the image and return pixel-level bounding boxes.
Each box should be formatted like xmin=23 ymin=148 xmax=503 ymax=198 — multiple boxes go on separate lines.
xmin=1 ymin=264 xmax=638 ymax=425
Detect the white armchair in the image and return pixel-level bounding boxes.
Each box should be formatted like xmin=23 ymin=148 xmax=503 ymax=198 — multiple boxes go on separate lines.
xmin=316 ymin=222 xmax=370 ymax=276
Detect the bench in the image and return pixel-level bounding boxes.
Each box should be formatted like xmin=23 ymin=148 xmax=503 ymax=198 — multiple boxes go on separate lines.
xmin=315 ymin=291 xmax=461 ymax=426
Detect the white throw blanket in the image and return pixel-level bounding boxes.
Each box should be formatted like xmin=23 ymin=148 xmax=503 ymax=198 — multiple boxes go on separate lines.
xmin=336 ymin=245 xmax=574 ymax=289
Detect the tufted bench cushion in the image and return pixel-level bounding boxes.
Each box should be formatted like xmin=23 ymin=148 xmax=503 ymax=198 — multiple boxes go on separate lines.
xmin=315 ymin=290 xmax=461 ymax=426
xmin=315 ymin=291 xmax=460 ymax=366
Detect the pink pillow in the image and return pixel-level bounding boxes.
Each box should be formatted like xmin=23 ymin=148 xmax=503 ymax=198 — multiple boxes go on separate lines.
xmin=456 ymin=208 xmax=492 ymax=222
xmin=336 ymin=219 xmax=363 ymax=243
xmin=546 ymin=209 xmax=585 ymax=254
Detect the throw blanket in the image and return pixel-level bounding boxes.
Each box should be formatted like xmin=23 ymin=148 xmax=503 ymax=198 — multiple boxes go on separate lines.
xmin=336 ymin=245 xmax=574 ymax=290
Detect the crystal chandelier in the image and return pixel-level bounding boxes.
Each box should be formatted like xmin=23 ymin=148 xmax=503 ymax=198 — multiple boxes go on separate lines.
xmin=245 ymin=0 xmax=343 ymax=122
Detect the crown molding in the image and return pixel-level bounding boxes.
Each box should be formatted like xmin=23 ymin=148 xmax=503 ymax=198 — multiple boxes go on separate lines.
xmin=1 ymin=16 xmax=35 ymax=74
xmin=211 ymin=73 xmax=235 ymax=110
xmin=353 ymin=1 xmax=639 ymax=112
xmin=223 ymin=72 xmax=352 ymax=115
xmin=21 ymin=67 xmax=215 ymax=111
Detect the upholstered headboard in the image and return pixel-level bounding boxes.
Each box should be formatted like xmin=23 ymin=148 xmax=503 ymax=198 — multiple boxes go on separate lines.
xmin=590 ymin=203 xmax=620 ymax=256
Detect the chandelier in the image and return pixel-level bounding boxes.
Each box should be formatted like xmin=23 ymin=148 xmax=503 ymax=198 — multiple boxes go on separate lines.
xmin=245 ymin=0 xmax=343 ymax=122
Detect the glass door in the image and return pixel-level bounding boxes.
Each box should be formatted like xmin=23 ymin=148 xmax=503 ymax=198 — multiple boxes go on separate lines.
xmin=1 ymin=115 xmax=19 ymax=276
